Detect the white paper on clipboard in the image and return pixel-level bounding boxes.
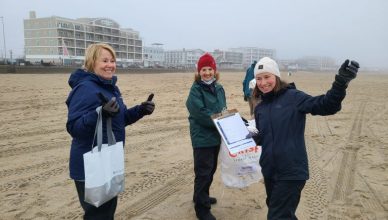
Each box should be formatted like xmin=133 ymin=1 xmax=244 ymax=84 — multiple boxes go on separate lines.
xmin=212 ymin=109 xmax=256 ymax=154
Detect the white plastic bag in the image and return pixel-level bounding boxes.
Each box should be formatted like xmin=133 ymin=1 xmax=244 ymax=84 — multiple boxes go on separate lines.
xmin=249 ymin=78 xmax=256 ymax=90
xmin=219 ymin=119 xmax=262 ymax=188
xmin=219 ymin=141 xmax=262 ymax=188
xmin=83 ymin=107 xmax=125 ymax=207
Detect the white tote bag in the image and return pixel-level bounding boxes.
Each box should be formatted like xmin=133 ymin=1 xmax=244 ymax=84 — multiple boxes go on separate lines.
xmin=219 ymin=141 xmax=262 ymax=188
xmin=83 ymin=107 xmax=125 ymax=207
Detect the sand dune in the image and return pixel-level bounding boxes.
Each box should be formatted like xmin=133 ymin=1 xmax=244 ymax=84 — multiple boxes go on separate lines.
xmin=0 ymin=71 xmax=387 ymax=219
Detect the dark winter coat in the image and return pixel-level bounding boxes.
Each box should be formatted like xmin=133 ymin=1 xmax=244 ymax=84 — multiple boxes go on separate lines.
xmin=66 ymin=69 xmax=144 ymax=180
xmin=255 ymin=83 xmax=346 ymax=180
xmin=186 ymin=81 xmax=227 ymax=148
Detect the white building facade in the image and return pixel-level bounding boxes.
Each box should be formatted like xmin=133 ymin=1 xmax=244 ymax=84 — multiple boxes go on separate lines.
xmin=211 ymin=49 xmax=243 ymax=69
xmin=230 ymin=47 xmax=276 ymax=69
xmin=24 ymin=11 xmax=143 ymax=65
xmin=143 ymin=43 xmax=165 ymax=67
xmin=164 ymin=49 xmax=204 ymax=69
xmin=296 ymin=56 xmax=337 ymax=71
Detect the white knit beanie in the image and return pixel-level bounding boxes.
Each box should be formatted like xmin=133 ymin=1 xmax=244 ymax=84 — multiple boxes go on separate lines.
xmin=254 ymin=57 xmax=281 ymax=78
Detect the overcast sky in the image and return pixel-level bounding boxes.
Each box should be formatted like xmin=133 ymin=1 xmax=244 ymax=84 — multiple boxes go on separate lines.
xmin=1 ymin=0 xmax=387 ymax=68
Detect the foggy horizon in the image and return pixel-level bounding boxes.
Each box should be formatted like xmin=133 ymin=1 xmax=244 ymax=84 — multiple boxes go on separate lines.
xmin=1 ymin=0 xmax=387 ymax=69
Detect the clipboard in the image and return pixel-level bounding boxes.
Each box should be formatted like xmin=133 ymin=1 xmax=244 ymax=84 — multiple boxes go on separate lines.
xmin=212 ymin=109 xmax=256 ymax=154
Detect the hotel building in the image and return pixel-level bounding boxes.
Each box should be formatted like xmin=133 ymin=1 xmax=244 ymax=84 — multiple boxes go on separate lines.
xmin=229 ymin=47 xmax=276 ymax=69
xmin=164 ymin=48 xmax=204 ymax=69
xmin=24 ymin=11 xmax=143 ymax=65
xmin=211 ymin=49 xmax=243 ymax=69
xmin=143 ymin=43 xmax=165 ymax=67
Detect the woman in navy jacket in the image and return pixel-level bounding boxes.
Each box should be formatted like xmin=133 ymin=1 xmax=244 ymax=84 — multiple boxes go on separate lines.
xmin=66 ymin=43 xmax=155 ymax=219
xmin=252 ymin=57 xmax=359 ymax=219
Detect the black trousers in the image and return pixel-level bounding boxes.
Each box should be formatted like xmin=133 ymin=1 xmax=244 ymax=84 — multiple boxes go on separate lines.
xmin=74 ymin=180 xmax=117 ymax=220
xmin=264 ymin=178 xmax=306 ymax=220
xmin=193 ymin=146 xmax=220 ymax=216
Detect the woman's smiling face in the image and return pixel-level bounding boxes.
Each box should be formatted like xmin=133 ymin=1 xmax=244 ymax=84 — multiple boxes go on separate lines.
xmin=255 ymin=72 xmax=277 ymax=93
xmin=93 ymin=48 xmax=116 ymax=80
xmin=199 ymin=66 xmax=215 ymax=82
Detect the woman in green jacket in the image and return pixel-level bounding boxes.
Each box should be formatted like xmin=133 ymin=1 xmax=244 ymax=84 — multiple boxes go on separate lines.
xmin=186 ymin=53 xmax=226 ymax=220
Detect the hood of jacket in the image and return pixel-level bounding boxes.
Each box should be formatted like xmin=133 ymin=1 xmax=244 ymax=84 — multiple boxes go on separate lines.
xmin=68 ymin=68 xmax=117 ymax=89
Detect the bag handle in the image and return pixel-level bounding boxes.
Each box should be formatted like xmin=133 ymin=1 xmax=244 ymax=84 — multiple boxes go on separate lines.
xmin=106 ymin=117 xmax=116 ymax=145
xmin=92 ymin=106 xmax=117 ymax=152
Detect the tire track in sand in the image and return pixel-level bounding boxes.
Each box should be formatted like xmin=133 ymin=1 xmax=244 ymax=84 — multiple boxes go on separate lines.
xmin=0 ymin=158 xmax=68 ymax=178
xmin=0 ymin=139 xmax=68 ymax=158
xmin=331 ymin=102 xmax=365 ymax=200
xmin=327 ymin=102 xmax=386 ymax=219
xmin=304 ymin=140 xmax=328 ymax=219
xmin=56 ymin=126 xmax=191 ymax=219
xmin=0 ymin=127 xmax=65 ymax=141
xmin=116 ymin=166 xmax=192 ymax=219
xmin=302 ymin=114 xmax=333 ymax=219
xmin=57 ymin=160 xmax=193 ymax=219
xmin=0 ymin=165 xmax=67 ymax=192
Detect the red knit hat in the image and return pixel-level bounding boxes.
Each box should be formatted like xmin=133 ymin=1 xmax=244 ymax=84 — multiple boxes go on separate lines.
xmin=197 ymin=53 xmax=217 ymax=73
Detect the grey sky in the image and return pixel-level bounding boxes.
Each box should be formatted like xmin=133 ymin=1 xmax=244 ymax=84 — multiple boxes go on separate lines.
xmin=1 ymin=0 xmax=387 ymax=68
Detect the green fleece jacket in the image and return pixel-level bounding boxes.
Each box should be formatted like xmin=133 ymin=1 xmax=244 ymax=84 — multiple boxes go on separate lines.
xmin=186 ymin=81 xmax=227 ymax=148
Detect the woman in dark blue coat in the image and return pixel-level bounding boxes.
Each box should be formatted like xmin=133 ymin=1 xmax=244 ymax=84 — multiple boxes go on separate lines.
xmin=66 ymin=43 xmax=155 ymax=219
xmin=251 ymin=57 xmax=359 ymax=219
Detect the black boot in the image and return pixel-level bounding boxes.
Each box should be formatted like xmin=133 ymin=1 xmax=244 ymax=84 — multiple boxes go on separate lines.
xmin=209 ymin=197 xmax=217 ymax=205
xmin=195 ymin=203 xmax=216 ymax=220
xmin=197 ymin=211 xmax=216 ymax=220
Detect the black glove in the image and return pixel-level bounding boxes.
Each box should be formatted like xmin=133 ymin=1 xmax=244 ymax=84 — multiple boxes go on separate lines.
xmin=102 ymin=97 xmax=119 ymax=117
xmin=140 ymin=101 xmax=155 ymax=115
xmin=139 ymin=93 xmax=155 ymax=115
xmin=334 ymin=60 xmax=359 ymax=88
xmin=98 ymin=93 xmax=119 ymax=117
xmin=244 ymin=95 xmax=248 ymax=102
xmin=252 ymin=134 xmax=261 ymax=146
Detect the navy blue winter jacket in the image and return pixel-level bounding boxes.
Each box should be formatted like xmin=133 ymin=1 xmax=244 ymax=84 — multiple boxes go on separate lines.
xmin=255 ymin=83 xmax=346 ymax=180
xmin=66 ymin=69 xmax=144 ymax=180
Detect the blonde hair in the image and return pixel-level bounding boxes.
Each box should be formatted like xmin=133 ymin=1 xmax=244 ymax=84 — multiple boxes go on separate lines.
xmin=193 ymin=71 xmax=220 ymax=82
xmin=83 ymin=43 xmax=116 ymax=72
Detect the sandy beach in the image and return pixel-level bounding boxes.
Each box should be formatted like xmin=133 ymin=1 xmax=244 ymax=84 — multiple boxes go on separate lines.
xmin=0 ymin=70 xmax=387 ymax=220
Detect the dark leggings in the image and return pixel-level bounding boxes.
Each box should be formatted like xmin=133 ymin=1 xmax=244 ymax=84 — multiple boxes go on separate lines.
xmin=264 ymin=178 xmax=306 ymax=220
xmin=193 ymin=146 xmax=220 ymax=216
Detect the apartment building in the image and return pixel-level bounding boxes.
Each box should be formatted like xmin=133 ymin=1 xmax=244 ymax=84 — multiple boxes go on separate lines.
xmin=164 ymin=48 xmax=204 ymax=69
xmin=211 ymin=49 xmax=243 ymax=69
xmin=296 ymin=56 xmax=337 ymax=71
xmin=230 ymin=47 xmax=276 ymax=69
xmin=143 ymin=43 xmax=165 ymax=67
xmin=24 ymin=11 xmax=143 ymax=65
